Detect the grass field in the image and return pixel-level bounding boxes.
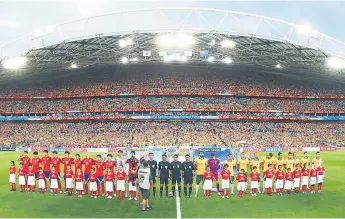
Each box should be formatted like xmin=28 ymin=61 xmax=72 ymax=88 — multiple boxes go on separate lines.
xmin=0 ymin=151 xmax=344 ymax=218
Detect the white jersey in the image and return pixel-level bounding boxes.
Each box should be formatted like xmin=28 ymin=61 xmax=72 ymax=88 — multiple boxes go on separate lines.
xmin=114 ymin=156 xmax=128 ymax=172
xmin=138 ymin=167 xmax=151 ymax=190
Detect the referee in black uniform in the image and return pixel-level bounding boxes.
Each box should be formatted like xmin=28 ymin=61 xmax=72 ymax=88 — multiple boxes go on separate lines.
xmin=170 ymin=154 xmax=182 ymax=197
xmin=182 ymin=154 xmax=194 ymax=198
xmin=148 ymin=152 xmax=158 ymax=198
xmin=158 ymin=154 xmax=171 ymax=198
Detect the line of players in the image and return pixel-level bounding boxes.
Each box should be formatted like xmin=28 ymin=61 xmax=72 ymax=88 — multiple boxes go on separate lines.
xmin=9 ymin=149 xmax=326 ymax=199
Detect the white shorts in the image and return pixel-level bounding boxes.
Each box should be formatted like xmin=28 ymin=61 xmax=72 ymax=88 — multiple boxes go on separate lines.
xmin=117 ymin=180 xmax=125 ymax=191
xmin=265 ymin=178 xmax=273 ymax=188
xmin=50 ymin=179 xmax=58 ymax=189
xmin=90 ymin=182 xmax=97 ymax=192
xmin=317 ymin=175 xmax=324 ymax=184
xmin=301 ymin=176 xmax=309 ymax=186
xmin=237 ymin=182 xmax=246 ymax=191
xmin=19 ymin=175 xmax=26 ymax=185
xmin=251 ymin=181 xmax=259 ymax=189
xmin=203 ymin=179 xmax=212 ymax=190
xmin=106 ymin=181 xmax=114 ymax=192
xmin=66 ymin=178 xmax=73 ymax=189
xmin=284 ymin=181 xmax=292 ymax=190
xmin=129 ymin=182 xmax=137 ymax=191
xmin=27 ymin=176 xmax=35 ymax=186
xmin=310 ymin=177 xmax=316 ymax=185
xmin=276 ymin=179 xmax=284 ymax=189
xmin=9 ymin=174 xmax=16 ymax=184
xmin=76 ymin=181 xmax=83 ymax=191
xmin=39 ymin=179 xmax=46 ymax=189
xmin=293 ymin=178 xmax=300 ymax=188
xmin=222 ymin=179 xmax=230 ymax=189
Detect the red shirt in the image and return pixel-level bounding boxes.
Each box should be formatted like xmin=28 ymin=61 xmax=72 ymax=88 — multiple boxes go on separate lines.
xmin=105 ymin=171 xmax=115 ymax=181
xmin=62 ymin=157 xmax=74 ymax=173
xmin=27 ymin=169 xmax=35 ymax=177
xmin=265 ymin=169 xmax=275 ymax=179
xmin=38 ymin=172 xmax=45 ymax=180
xmin=275 ymin=170 xmax=285 ymax=180
xmin=31 ymin=157 xmax=41 ymax=172
xmin=82 ymin=158 xmax=94 ymax=174
xmin=18 ymin=167 xmax=25 ymax=176
xmin=285 ymin=172 xmax=293 ymax=181
xmin=317 ymin=166 xmax=325 ymax=176
xmin=19 ymin=156 xmax=31 ymax=172
xmin=293 ymin=169 xmax=301 ymax=178
xmin=95 ymin=160 xmax=105 ymax=177
xmin=65 ymin=169 xmax=74 ymax=179
xmin=126 ymin=158 xmax=139 ymax=170
xmin=220 ymin=170 xmax=231 ymax=180
xmin=50 ymin=171 xmax=59 ymax=179
xmin=302 ymin=169 xmax=310 ymax=177
xmin=236 ymin=174 xmax=247 ymax=182
xmin=204 ymin=171 xmax=214 ymax=180
xmin=75 ymin=172 xmax=83 ymax=182
xmin=41 ymin=155 xmax=51 ymax=171
xmin=51 ymin=157 xmax=61 ymax=172
xmin=310 ymin=169 xmax=317 ymax=177
xmin=9 ymin=166 xmax=16 ymax=174
xmin=116 ymin=171 xmax=126 ymax=180
xmin=89 ymin=173 xmax=97 ymax=182
xmin=73 ymin=158 xmax=83 ymax=173
xmin=250 ymin=172 xmax=260 ymax=181
xmin=104 ymin=160 xmax=116 ymax=172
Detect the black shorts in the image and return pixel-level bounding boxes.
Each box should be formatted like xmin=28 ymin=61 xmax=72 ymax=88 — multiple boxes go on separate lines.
xmin=172 ymin=176 xmax=181 ymax=184
xmin=140 ymin=187 xmax=150 ymax=200
xmin=160 ymin=174 xmax=169 ymax=184
xmin=151 ymin=176 xmax=156 ymax=184
xmin=183 ymin=175 xmax=193 ymax=185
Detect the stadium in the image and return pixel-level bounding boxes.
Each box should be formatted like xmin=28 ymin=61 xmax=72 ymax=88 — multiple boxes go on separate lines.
xmin=0 ymin=5 xmax=345 ymax=218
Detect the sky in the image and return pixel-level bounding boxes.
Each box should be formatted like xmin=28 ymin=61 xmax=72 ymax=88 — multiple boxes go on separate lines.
xmin=0 ymin=0 xmax=344 ymax=48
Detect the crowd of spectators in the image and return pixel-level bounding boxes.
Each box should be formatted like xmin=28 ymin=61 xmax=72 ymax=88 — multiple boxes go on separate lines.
xmin=0 ymin=121 xmax=344 ymax=147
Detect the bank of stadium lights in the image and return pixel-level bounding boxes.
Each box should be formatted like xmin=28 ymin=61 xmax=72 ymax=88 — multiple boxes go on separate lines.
xmin=222 ymin=57 xmax=232 ymax=64
xmin=121 ymin=57 xmax=129 ymax=64
xmin=276 ymin=64 xmax=282 ymax=69
xmin=296 ymin=24 xmax=312 ymax=36
xmin=220 ymin=39 xmax=236 ymax=49
xmin=326 ymin=57 xmax=345 ymax=70
xmin=208 ymin=56 xmax=215 ymax=63
xmin=118 ymin=39 xmax=134 ymax=48
xmin=2 ymin=57 xmax=28 ymax=70
xmin=32 ymin=26 xmax=54 ymax=38
xmin=70 ymin=63 xmax=78 ymax=69
xmin=163 ymin=55 xmax=188 ymax=63
xmin=156 ymin=34 xmax=195 ymax=48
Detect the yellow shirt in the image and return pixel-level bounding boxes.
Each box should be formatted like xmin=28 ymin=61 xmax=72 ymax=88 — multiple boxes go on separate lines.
xmin=285 ymin=158 xmax=295 ymax=171
xmin=224 ymin=160 xmax=236 ymax=176
xmin=293 ymin=158 xmax=300 ymax=168
xmin=195 ymin=158 xmax=208 ymax=175
xmin=312 ymin=158 xmax=323 ymax=168
xmin=262 ymin=157 xmax=274 ymax=171
xmin=250 ymin=159 xmax=261 ymax=171
xmin=300 ymin=157 xmax=310 ymax=168
xmin=237 ymin=159 xmax=249 ymax=172
xmin=274 ymin=159 xmax=285 ymax=170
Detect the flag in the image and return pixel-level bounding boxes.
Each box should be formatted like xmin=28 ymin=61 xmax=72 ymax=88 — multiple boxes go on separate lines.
xmin=143 ymin=51 xmax=151 ymax=57
xmin=200 ymin=50 xmax=209 ymax=57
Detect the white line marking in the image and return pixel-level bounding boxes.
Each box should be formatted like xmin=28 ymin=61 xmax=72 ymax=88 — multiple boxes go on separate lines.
xmin=175 ymin=182 xmax=182 ymax=219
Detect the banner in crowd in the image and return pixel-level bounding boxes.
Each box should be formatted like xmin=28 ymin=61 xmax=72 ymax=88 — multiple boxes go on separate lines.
xmin=264 ymin=147 xmax=284 ymax=153
xmin=0 ymin=146 xmax=16 ymax=151
xmin=67 ymin=147 xmax=87 ymax=152
xmin=302 ymin=147 xmax=320 ymax=152
xmin=320 ymin=146 xmax=337 ymax=151
xmin=15 ymin=147 xmax=31 ymax=152
xmin=284 ymin=147 xmax=303 ymax=152
xmin=87 ymin=148 xmax=108 ymax=153
xmin=30 ymin=147 xmax=48 ymax=152
xmin=243 ymin=147 xmax=264 ymax=152
xmin=49 ymin=148 xmax=67 ymax=153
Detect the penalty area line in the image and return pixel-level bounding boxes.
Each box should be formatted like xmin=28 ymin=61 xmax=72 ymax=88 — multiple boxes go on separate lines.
xmin=175 ymin=182 xmax=182 ymax=219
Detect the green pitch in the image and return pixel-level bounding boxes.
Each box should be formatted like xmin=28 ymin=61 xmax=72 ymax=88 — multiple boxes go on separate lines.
xmin=0 ymin=151 xmax=344 ymax=218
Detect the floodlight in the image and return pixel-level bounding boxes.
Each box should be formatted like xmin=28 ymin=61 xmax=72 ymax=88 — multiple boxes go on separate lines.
xmin=180 ymin=56 xmax=187 ymax=62
xmin=220 ymin=39 xmax=236 ymax=48
xmin=326 ymin=57 xmax=345 ymax=70
xmin=296 ymin=24 xmax=312 ymax=36
xmin=222 ymin=57 xmax=232 ymax=64
xmin=70 ymin=63 xmax=78 ymax=69
xmin=118 ymin=39 xmax=127 ymax=48
xmin=33 ymin=29 xmax=42 ymax=38
xmin=208 ymin=56 xmax=215 ymax=63
xmin=45 ymin=26 xmax=54 ymax=34
xmin=2 ymin=56 xmax=28 ymax=70
xmin=131 ymin=57 xmax=139 ymax=62
xmin=164 ymin=55 xmax=172 ymax=62
xmin=276 ymin=64 xmax=282 ymax=69
xmin=126 ymin=39 xmax=134 ymax=46
xmin=210 ymin=39 xmax=216 ymax=46
xmin=156 ymin=34 xmax=195 ymax=47
xmin=121 ymin=57 xmax=129 ymax=64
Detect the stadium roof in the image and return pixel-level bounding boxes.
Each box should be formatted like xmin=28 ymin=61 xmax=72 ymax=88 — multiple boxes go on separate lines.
xmin=1 ymin=7 xmax=345 ymax=78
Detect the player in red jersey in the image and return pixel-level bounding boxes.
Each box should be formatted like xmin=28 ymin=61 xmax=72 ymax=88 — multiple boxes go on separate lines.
xmin=51 ymin=151 xmax=62 ymax=193
xmin=309 ymin=165 xmax=317 ymax=194
xmin=105 ymin=167 xmax=115 ymax=199
xmin=38 ymin=168 xmax=46 ymax=193
xmin=275 ymin=165 xmax=285 ymax=196
xmin=264 ymin=164 xmax=274 ymax=196
xmin=65 ymin=164 xmax=74 ymax=196
xmin=41 ymin=150 xmax=51 ymax=189
xmin=82 ymin=153 xmax=94 ymax=194
xmin=27 ymin=164 xmax=36 ymax=192
xmin=75 ymin=168 xmax=84 ymax=198
xmin=9 ymin=161 xmax=16 ymax=191
xmin=236 ymin=169 xmax=247 ymax=198
xmin=126 ymin=151 xmax=139 ymax=172
xmin=250 ymin=166 xmax=260 ymax=197
xmin=316 ymin=163 xmax=325 ymax=193
xmin=73 ymin=154 xmax=83 ymax=174
xmin=31 ymin=152 xmax=41 ymax=180
xmin=116 ymin=165 xmax=127 ymax=200
xmin=284 ymin=168 xmax=293 ymax=195
xmin=104 ymin=154 xmax=116 ymax=173
xmin=62 ymin=151 xmax=74 ymax=192
xmin=17 ymin=151 xmax=30 ymax=175
xmin=95 ymin=154 xmax=105 ymax=196
xmin=87 ymin=168 xmax=98 ymax=198
xmin=203 ymin=166 xmax=215 ymax=198
xmin=49 ymin=166 xmax=60 ymax=195
xmin=220 ymin=164 xmax=231 ymax=199
xmin=18 ymin=162 xmax=26 ymax=192
xmin=292 ymin=164 xmax=302 ymax=194
xmin=301 ymin=164 xmax=310 ymax=194
xmin=128 ymin=166 xmax=137 ymax=200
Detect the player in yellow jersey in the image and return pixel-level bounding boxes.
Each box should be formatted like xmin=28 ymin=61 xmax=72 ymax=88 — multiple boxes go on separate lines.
xmin=224 ymin=154 xmax=236 ymax=195
xmin=284 ymin=152 xmax=295 ymax=171
xmin=312 ymin=151 xmax=323 ymax=168
xmin=293 ymin=152 xmax=300 ymax=169
xmin=237 ymin=152 xmax=249 ymax=193
xmin=273 ymin=152 xmax=285 ymax=192
xmin=300 ymin=152 xmax=310 ymax=168
xmin=261 ymin=153 xmax=274 ymax=192
xmin=194 ymin=151 xmax=208 ymax=197
xmin=250 ymin=153 xmax=262 ymax=193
